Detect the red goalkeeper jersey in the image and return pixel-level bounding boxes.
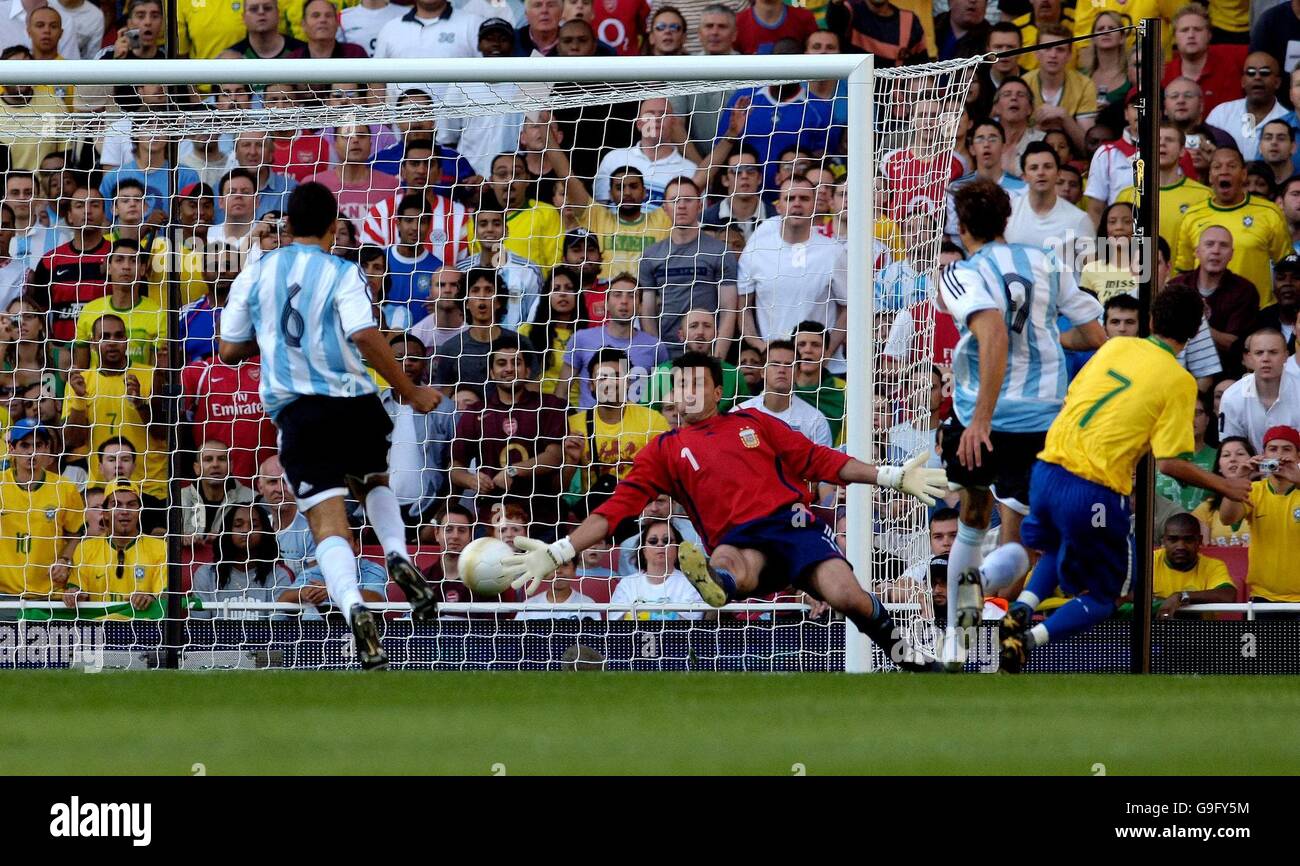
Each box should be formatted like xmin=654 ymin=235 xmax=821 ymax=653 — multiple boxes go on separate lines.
xmin=594 ymin=409 xmax=852 ymax=550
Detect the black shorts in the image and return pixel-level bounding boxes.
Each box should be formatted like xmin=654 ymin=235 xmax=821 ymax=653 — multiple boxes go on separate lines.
xmin=939 ymin=417 xmax=1046 ymax=515
xmin=276 ymin=394 xmax=393 ymax=510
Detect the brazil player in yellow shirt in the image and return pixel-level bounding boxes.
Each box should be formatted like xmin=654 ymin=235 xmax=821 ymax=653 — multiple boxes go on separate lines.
xmin=996 ymin=284 xmax=1253 ymax=672
xmin=0 ymin=419 xmax=85 ymax=598
xmin=62 ymin=481 xmax=166 ymax=619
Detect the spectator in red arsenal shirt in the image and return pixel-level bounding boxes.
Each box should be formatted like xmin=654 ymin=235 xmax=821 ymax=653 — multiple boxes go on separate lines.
xmin=180 ymin=354 xmax=276 ymax=483
xmin=421 ymin=504 xmax=478 ymax=613
xmin=1164 ymin=4 xmax=1247 ymax=117
xmin=29 ymin=180 xmax=111 ymax=343
xmin=736 ymin=0 xmax=816 ymax=55
xmin=588 ymin=0 xmax=647 ymax=56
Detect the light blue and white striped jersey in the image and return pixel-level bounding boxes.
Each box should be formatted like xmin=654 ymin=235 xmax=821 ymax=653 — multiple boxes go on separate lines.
xmin=221 ymin=243 xmax=378 ymax=420
xmin=937 ymin=241 xmax=1102 ymax=432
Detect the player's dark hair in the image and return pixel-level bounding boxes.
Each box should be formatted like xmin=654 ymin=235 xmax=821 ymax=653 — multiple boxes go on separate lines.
xmin=671 ymin=350 xmax=724 ymax=390
xmin=931 ymin=507 xmax=959 ymax=525
xmin=1103 ymin=293 xmax=1141 ymax=314
xmin=287 ymin=181 xmax=338 ymax=238
xmin=1151 ymin=283 xmax=1207 ymax=345
xmin=1162 ymin=511 xmax=1201 ymax=538
xmin=952 ymin=178 xmax=1012 ymax=243
xmin=213 ymin=502 xmax=278 ymax=590
xmin=1020 ymin=140 xmax=1059 ymax=171
xmin=587 ymin=347 xmax=629 ymax=380
xmin=635 ymin=518 xmax=682 ymax=573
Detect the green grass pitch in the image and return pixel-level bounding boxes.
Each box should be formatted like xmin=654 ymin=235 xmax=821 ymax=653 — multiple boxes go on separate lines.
xmin=3 ymin=672 xmax=1296 ymax=775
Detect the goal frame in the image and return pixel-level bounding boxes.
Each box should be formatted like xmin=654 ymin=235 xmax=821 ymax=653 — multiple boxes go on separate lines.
xmin=3 ymin=54 xmax=881 ymax=672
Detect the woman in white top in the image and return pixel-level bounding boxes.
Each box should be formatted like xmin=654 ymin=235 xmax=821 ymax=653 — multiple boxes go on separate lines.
xmin=610 ymin=519 xmax=704 ymax=621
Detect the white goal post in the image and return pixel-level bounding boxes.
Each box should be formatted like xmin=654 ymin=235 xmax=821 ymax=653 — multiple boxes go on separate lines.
xmin=0 ymin=54 xmax=980 ymax=672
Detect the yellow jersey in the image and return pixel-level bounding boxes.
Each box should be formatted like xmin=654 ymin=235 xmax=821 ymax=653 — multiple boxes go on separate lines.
xmin=567 ymin=404 xmax=671 ymax=490
xmin=1078 ymin=260 xmax=1136 ymax=304
xmin=1191 ymin=499 xmax=1250 ymax=545
xmin=1039 ymin=336 xmax=1196 ymax=495
xmin=63 ymin=366 xmax=169 ymax=499
xmin=1116 ymin=176 xmax=1212 ymax=250
xmin=467 ymin=203 xmax=565 ymax=273
xmin=1013 ymin=7 xmax=1076 ymax=72
xmin=579 ymin=205 xmax=672 ymax=282
xmin=1209 ymin=0 xmax=1250 ymax=35
xmin=176 ymin=0 xmax=248 ymax=59
xmin=1024 ymin=69 xmax=1100 ymax=122
xmin=0 ymin=469 xmax=85 ymax=596
xmin=1152 ymin=548 xmax=1234 ymax=599
xmin=74 ymin=295 xmax=168 ymax=367
xmin=0 ymin=90 xmax=69 ymax=171
xmin=1240 ymin=479 xmax=1300 ymax=602
xmin=1173 ymin=194 xmax=1290 ymax=307
xmin=517 ymin=322 xmax=575 ymax=397
xmin=68 ymin=536 xmax=167 ymax=619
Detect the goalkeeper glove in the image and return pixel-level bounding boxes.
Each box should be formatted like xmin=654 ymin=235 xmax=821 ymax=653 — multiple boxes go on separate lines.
xmin=503 ymin=536 xmax=577 ymax=596
xmin=876 ymin=452 xmax=949 ymax=507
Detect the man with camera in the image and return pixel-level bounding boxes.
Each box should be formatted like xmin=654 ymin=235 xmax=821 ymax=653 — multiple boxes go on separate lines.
xmin=1218 ymin=425 xmax=1300 ymax=609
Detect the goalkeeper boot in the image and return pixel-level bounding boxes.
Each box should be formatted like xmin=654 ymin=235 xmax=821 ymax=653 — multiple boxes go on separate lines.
xmin=999 ymin=601 xmax=1033 ymax=644
xmin=386 ymin=552 xmax=437 ymax=622
xmin=999 ymin=630 xmax=1030 ymax=674
xmin=350 ymin=605 xmax=388 ymax=671
xmin=677 ymin=541 xmax=730 ymax=608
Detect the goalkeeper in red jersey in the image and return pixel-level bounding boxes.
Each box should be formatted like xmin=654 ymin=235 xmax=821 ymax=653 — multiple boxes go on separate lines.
xmin=503 ymin=352 xmax=950 ymax=671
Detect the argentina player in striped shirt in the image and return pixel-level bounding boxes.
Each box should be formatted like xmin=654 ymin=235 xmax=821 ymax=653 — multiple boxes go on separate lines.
xmin=935 ymin=179 xmax=1106 ymax=669
xmin=219 ymin=183 xmax=444 ymax=670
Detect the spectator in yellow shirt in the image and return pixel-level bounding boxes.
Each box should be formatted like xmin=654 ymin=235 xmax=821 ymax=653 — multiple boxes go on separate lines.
xmin=1025 ymin=24 xmax=1100 ymax=155
xmin=177 ymin=0 xmax=249 ymax=59
xmin=62 ymin=481 xmax=166 ymax=620
xmin=1218 ymin=425 xmax=1300 ymax=604
xmin=73 ymin=238 xmax=168 ymax=370
xmin=1152 ymin=512 xmax=1237 ymax=619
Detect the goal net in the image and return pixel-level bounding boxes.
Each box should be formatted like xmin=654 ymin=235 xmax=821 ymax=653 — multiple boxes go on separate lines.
xmin=0 ymin=55 xmax=979 ymax=671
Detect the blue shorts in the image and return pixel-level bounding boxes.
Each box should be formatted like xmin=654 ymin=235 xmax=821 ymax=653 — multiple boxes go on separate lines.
xmin=1021 ymin=461 xmax=1131 ymax=600
xmin=716 ymin=508 xmax=846 ymax=598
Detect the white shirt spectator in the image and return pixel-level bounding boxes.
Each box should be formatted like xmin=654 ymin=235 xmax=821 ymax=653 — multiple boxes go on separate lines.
xmin=1219 ymin=371 xmax=1300 ymax=450
xmin=0 ymin=257 xmax=25 ymax=311
xmin=0 ymin=0 xmax=81 ymax=59
xmin=462 ymin=0 xmax=518 ymax=23
xmin=1084 ymin=132 xmax=1137 ymax=206
xmin=339 ymin=0 xmax=405 ymax=56
xmin=206 ymin=221 xmax=255 ymax=253
xmin=1205 ymin=97 xmax=1288 ymax=162
xmin=516 ymin=588 xmax=601 ymax=621
xmin=51 ymin=0 xmax=102 ymax=59
xmin=738 ymin=218 xmax=847 ymax=371
xmin=610 ymin=570 xmax=705 ymax=620
xmin=374 ymin=5 xmax=483 ymax=102
xmin=616 ymin=516 xmax=701 ymax=575
xmin=592 ymin=146 xmax=700 ymax=211
xmin=737 ymin=393 xmax=834 ymax=447
xmin=440 ymin=82 xmax=527 ymax=177
xmin=1005 ymin=193 xmax=1094 ymax=270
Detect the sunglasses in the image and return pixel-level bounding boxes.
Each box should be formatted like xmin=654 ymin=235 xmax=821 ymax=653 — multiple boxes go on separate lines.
xmin=654 ymin=22 xmax=682 ymax=32
xmin=1244 ymin=67 xmax=1275 ymax=78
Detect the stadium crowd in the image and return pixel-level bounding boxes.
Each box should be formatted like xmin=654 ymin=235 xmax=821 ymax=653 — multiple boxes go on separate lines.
xmin=0 ymin=0 xmax=1296 ymax=632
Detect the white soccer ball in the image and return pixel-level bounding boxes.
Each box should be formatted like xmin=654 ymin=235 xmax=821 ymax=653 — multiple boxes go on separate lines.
xmin=459 ymin=536 xmax=515 ymax=596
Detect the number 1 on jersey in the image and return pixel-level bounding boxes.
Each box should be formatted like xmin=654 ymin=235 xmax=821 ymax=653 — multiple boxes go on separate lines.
xmin=1078 ymin=369 xmax=1132 ymax=428
xmin=680 ymin=447 xmax=700 ymax=471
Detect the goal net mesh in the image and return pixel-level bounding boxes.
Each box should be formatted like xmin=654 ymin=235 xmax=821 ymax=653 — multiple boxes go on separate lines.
xmin=0 ymin=57 xmax=979 ymax=671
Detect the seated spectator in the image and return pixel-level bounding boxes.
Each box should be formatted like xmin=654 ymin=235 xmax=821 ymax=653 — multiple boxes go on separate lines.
xmin=641 ymin=308 xmax=750 ymax=412
xmin=5 ymin=297 xmax=70 ymax=399
xmin=1084 ymin=89 xmax=1140 ymax=224
xmin=188 ymin=502 xmax=296 ymax=618
xmin=1149 ymin=512 xmax=1236 ymax=620
xmin=173 ymin=182 xmax=217 ymax=253
xmin=180 ymin=132 xmax=232 ymax=196
xmin=826 ymin=0 xmax=926 ymax=66
xmin=1081 ymin=10 xmax=1130 ymax=107
xmin=702 ymin=149 xmax=775 ymax=241
xmin=62 ymin=481 xmax=165 ymax=620
xmin=410 ymin=265 xmax=470 ymax=351
xmin=422 ymin=504 xmax=475 ymax=611
xmin=1256 ymin=254 xmax=1299 ymax=350
xmin=516 ymin=0 xmax=563 ymax=56
xmin=739 ymin=175 xmax=847 ymax=369
xmin=736 ymin=0 xmax=815 ymax=55
xmin=286 ymin=0 xmax=369 ymax=58
xmin=479 ymin=151 xmax=565 ymax=269
xmin=991 ymin=77 xmax=1045 ymax=179
xmin=1217 ymin=425 xmax=1300 ymax=604
xmin=449 ymin=343 xmax=566 ymax=529
xmin=559 ymin=274 xmax=667 ymax=408
xmin=380 ymin=333 xmax=456 ymax=533
xmin=372 ymin=91 xmax=477 ymax=198
xmin=935 ymin=0 xmax=989 ymax=60
xmin=102 ymin=135 xmax=200 ymax=224
xmin=792 ymin=319 xmax=846 ymax=446
xmin=224 ymin=131 xmax=299 ymax=220
xmin=29 ymin=180 xmax=109 ymax=343
xmin=518 ymin=267 xmax=581 ymax=398
xmin=556 ymin=231 xmax=609 ymax=325
xmin=1246 ymin=160 xmax=1276 ymax=198
xmin=1193 ymin=435 xmax=1255 ymax=544
xmin=1055 ymin=162 xmax=1084 ymax=205
xmin=1205 ymin=52 xmax=1286 ymax=163
xmin=639 ymin=177 xmax=739 ymax=356
xmin=83 ymin=485 xmax=107 ymax=538
xmin=218 ymin=0 xmax=306 ymax=59
xmin=179 ymin=256 xmax=239 ymax=364
xmin=180 ymin=353 xmax=275 ymax=484
xmin=737 ymin=340 xmax=834 ymax=447
xmin=433 ymin=269 xmax=536 ymax=393
xmin=307 ymin=124 xmax=400 ymax=226
xmin=945 ymin=118 xmax=1028 ymax=248
xmin=898 ymin=505 xmax=959 ymax=616
xmin=96 ymin=436 xmax=167 ymax=535
xmin=180 ymin=439 xmax=257 ymax=546
xmin=1219 ymin=329 xmax=1300 ymax=449
xmin=1257 ymin=119 xmax=1296 ymax=188
xmin=1024 ymin=24 xmax=1099 ymax=155
xmin=645 ymin=6 xmax=687 ymax=56
xmin=74 ymin=239 xmax=167 ymax=370
xmin=0 ymin=419 xmax=84 ymax=600
xmin=516 ymin=558 xmax=600 ymax=620
xmin=207 ymin=168 xmax=261 ymax=253
xmin=256 ymin=454 xmax=316 ymax=575
xmin=278 ymin=525 xmax=387 ymax=620
xmin=1167 ymin=225 xmax=1260 ymax=374
xmin=456 ymin=207 xmax=543 ymax=329
xmin=1163 ymin=3 xmax=1245 ymax=116
xmin=1156 ymin=393 xmax=1218 ymax=512
xmin=361 ymin=137 xmax=469 ymax=266
xmin=554 ymin=159 xmax=672 ymax=282
xmin=609 ymin=518 xmax=704 ymax=619
xmin=613 ymin=493 xmax=702 ymax=576
xmin=384 ymin=193 xmax=444 ymax=329
xmin=563 ymin=349 xmax=671 ymax=508
xmin=107 ymin=180 xmax=203 ymax=304
xmin=737 ymin=343 xmax=764 ymax=394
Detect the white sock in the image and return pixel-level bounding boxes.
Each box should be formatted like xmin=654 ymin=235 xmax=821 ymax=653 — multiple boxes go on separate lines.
xmin=1016 ymin=590 xmax=1042 ymax=611
xmin=364 ymin=485 xmax=409 ymax=561
xmin=946 ymin=520 xmax=986 ymax=633
xmin=317 ymin=535 xmax=364 ymax=623
xmin=981 ymin=543 xmax=1030 ymax=592
xmin=1028 ymin=623 xmax=1050 ymax=648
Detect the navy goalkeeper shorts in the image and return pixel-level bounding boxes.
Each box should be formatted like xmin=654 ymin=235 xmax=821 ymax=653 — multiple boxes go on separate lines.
xmin=716 ymin=508 xmax=846 ymax=598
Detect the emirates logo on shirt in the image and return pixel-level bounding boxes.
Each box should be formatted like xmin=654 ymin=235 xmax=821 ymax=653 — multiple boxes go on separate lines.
xmin=739 ymin=427 xmax=760 ymax=449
